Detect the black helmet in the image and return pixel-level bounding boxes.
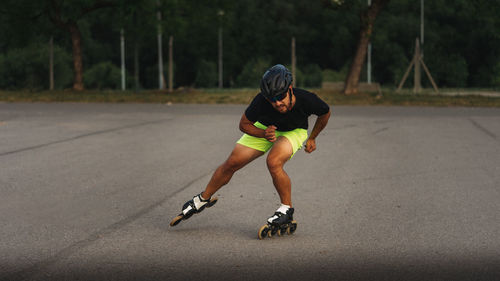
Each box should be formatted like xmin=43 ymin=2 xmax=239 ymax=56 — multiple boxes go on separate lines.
xmin=260 ymin=64 xmax=293 ymax=100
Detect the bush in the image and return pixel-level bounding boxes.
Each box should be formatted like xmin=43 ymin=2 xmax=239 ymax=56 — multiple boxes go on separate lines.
xmin=372 ymin=42 xmax=409 ymax=86
xmin=429 ymin=53 xmax=468 ymax=87
xmin=143 ymin=63 xmax=176 ymax=89
xmin=492 ymin=61 xmax=500 ymax=88
xmin=195 ymin=60 xmax=217 ymax=88
xmin=0 ymin=44 xmax=72 ymax=90
xmin=323 ymin=68 xmax=347 ymax=82
xmin=83 ymin=62 xmax=122 ymax=89
xmin=297 ymin=64 xmax=323 ymax=87
xmin=293 ymin=67 xmax=304 ymax=87
xmin=236 ymin=58 xmax=270 ymax=87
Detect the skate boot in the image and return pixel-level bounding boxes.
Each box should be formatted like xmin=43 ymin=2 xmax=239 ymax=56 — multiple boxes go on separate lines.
xmin=170 ymin=192 xmax=218 ymax=227
xmin=258 ymin=206 xmax=297 ymax=240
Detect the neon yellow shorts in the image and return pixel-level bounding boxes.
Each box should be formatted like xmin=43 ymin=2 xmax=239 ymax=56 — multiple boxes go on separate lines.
xmin=237 ymin=122 xmax=308 ymax=158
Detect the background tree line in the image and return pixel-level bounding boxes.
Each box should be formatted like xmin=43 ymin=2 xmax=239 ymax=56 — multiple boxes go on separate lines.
xmin=1 ymin=0 xmax=500 ymax=91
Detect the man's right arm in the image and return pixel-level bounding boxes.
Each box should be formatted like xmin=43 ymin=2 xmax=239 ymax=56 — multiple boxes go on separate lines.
xmin=239 ymin=114 xmax=277 ymax=142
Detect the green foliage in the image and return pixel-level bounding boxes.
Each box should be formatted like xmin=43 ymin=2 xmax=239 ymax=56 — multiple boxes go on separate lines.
xmin=293 ymin=67 xmax=304 ymax=88
xmin=2 ymin=0 xmax=500 ymax=90
xmin=372 ymin=39 xmax=409 ymax=85
xmin=373 ymin=0 xmax=500 ymax=88
xmin=298 ymin=64 xmax=323 ymax=87
xmin=195 ymin=60 xmax=217 ymax=88
xmin=491 ymin=61 xmax=500 ymax=88
xmin=142 ymin=62 xmax=176 ymax=89
xmin=0 ymin=44 xmax=72 ymax=90
xmin=323 ymin=68 xmax=347 ymax=82
xmin=428 ymin=54 xmax=468 ymax=88
xmin=83 ymin=62 xmax=122 ymax=89
xmin=235 ymin=58 xmax=270 ymax=88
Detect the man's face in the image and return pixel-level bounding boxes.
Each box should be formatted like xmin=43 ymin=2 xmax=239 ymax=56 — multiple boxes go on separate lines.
xmin=267 ymin=88 xmax=292 ymax=114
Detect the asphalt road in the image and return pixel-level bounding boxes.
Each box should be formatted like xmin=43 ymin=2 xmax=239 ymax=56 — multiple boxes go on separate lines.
xmin=1 ymin=103 xmax=499 ymax=281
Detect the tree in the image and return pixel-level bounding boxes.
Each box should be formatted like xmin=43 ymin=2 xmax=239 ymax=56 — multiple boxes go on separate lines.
xmin=45 ymin=0 xmax=117 ymax=91
xmin=343 ymin=0 xmax=389 ymax=95
xmin=3 ymin=0 xmax=500 ymax=90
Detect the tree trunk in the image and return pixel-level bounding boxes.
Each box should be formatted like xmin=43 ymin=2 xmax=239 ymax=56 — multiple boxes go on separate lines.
xmin=343 ymin=0 xmax=389 ymax=95
xmin=68 ymin=22 xmax=84 ymax=91
xmin=344 ymin=28 xmax=370 ymax=95
xmin=46 ymin=0 xmax=116 ymax=92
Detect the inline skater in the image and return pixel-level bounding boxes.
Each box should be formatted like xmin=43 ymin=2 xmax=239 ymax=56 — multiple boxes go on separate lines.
xmin=170 ymin=64 xmax=331 ymax=239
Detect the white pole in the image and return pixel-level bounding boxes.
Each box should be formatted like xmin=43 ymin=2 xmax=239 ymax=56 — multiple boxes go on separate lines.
xmin=218 ymin=26 xmax=223 ymax=88
xmin=157 ymin=0 xmax=164 ymax=89
xmin=169 ymin=36 xmax=173 ymax=92
xmin=49 ymin=37 xmax=54 ymax=90
xmin=218 ymin=10 xmax=224 ymax=88
xmin=421 ymin=0 xmax=424 ymax=46
xmin=120 ymin=28 xmax=126 ymax=91
xmin=367 ymin=43 xmax=371 ymax=84
xmin=367 ymin=0 xmax=372 ymax=84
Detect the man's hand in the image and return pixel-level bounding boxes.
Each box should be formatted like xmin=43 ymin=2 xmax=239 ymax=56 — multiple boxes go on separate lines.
xmin=305 ymin=110 xmax=330 ymax=154
xmin=305 ymin=138 xmax=316 ymax=153
xmin=264 ymin=125 xmax=277 ymax=142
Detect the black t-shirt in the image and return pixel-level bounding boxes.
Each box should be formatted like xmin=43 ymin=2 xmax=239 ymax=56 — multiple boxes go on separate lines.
xmin=244 ymin=88 xmax=330 ymax=131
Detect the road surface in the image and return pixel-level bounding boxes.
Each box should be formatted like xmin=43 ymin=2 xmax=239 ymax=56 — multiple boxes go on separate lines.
xmin=1 ymin=103 xmax=499 ymax=281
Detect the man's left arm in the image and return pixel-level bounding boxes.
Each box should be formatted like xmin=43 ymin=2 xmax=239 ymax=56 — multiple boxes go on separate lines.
xmin=305 ymin=110 xmax=331 ymax=153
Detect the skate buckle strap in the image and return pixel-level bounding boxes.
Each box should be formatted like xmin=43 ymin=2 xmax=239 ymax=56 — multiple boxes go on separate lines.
xmin=182 ymin=204 xmax=194 ymax=215
xmin=193 ymin=193 xmax=211 ymax=210
xmin=267 ymin=212 xmax=283 ymax=224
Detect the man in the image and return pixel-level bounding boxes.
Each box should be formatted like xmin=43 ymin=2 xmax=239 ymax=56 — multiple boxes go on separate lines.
xmin=170 ymin=64 xmax=331 ymax=238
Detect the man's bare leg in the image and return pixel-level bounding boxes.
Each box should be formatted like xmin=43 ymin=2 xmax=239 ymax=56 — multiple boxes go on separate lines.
xmin=266 ymin=137 xmax=294 ymax=206
xmin=201 ymin=144 xmax=264 ymax=199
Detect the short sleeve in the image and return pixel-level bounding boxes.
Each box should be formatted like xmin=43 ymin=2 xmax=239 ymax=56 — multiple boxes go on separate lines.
xmin=244 ymin=94 xmax=264 ymax=122
xmin=305 ymin=93 xmax=330 ymax=116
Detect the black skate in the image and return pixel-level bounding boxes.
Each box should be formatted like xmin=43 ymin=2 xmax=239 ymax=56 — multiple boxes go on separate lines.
xmin=258 ymin=208 xmax=297 ymax=239
xmin=170 ymin=193 xmax=218 ymax=227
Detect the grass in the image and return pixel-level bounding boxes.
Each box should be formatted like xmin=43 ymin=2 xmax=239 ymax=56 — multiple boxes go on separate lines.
xmin=1 ymin=88 xmax=500 ymax=107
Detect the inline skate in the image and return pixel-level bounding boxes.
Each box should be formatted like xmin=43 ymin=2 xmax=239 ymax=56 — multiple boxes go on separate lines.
xmin=258 ymin=207 xmax=297 ymax=239
xmin=170 ymin=192 xmax=218 ymax=227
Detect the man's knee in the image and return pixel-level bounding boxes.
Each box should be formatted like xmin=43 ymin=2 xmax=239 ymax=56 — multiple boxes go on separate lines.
xmin=266 ymin=156 xmax=284 ymax=174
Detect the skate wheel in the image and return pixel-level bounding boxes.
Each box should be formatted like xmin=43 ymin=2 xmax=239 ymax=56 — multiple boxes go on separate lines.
xmin=279 ymin=226 xmax=288 ymax=236
xmin=287 ymin=220 xmax=297 ymax=235
xmin=269 ymin=226 xmax=279 ymax=237
xmin=170 ymin=214 xmax=184 ymax=227
xmin=258 ymin=225 xmax=270 ymax=240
